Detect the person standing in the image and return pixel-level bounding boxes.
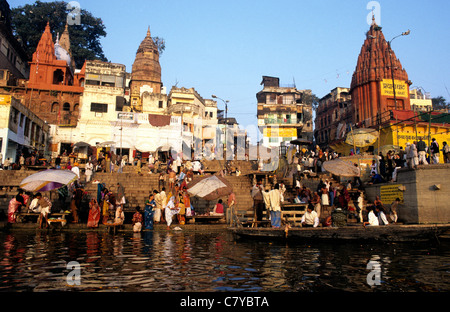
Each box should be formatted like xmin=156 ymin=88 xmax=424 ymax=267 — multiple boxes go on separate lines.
xmin=442 ymin=141 xmax=450 ymax=163
xmin=417 ymin=138 xmax=428 ymax=165
xmin=35 ymin=192 xmax=52 ymax=229
xmin=310 ymin=191 xmax=321 ymax=218
xmin=144 ymin=194 xmax=156 ymax=230
xmin=268 ymin=184 xmax=282 ymax=228
xmin=71 ymin=163 xmax=80 ymax=180
xmin=70 ymin=182 xmax=84 ymax=223
xmin=55 ymin=155 xmax=61 ymax=169
xmin=251 ymin=180 xmax=264 ymax=224
xmin=430 ymin=138 xmax=440 ymax=164
xmin=153 ymin=190 xmax=162 ymax=223
xmin=116 ymin=183 xmax=126 ymax=211
xmin=87 ymin=199 xmax=101 ymax=228
xmin=85 ymin=161 xmax=94 ymax=183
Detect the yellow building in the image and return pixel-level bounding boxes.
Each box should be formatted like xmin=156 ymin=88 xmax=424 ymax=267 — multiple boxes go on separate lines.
xmin=331 ymin=110 xmax=450 ymax=163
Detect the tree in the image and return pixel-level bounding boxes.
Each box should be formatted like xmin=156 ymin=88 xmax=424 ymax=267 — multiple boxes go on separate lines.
xmin=432 ymin=96 xmax=448 ymax=111
xmin=11 ymin=1 xmax=108 ymax=68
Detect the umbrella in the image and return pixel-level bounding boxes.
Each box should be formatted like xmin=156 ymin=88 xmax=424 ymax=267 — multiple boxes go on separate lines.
xmin=345 ymin=129 xmax=378 ymax=147
xmin=322 ymin=158 xmax=360 ymax=177
xmin=186 ymin=175 xmax=233 ymax=201
xmin=20 ymin=169 xmax=78 ymax=192
xmin=157 ymin=144 xmax=173 ymax=152
xmin=96 ymin=141 xmax=115 ymax=147
xmin=73 ymin=141 xmax=91 ymax=148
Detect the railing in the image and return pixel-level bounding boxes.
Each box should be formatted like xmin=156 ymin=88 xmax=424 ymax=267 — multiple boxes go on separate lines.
xmin=264 ymin=118 xmax=301 ymax=125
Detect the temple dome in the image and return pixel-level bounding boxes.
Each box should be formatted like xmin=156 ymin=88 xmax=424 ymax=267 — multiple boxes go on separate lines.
xmin=55 ymin=40 xmax=72 ymax=65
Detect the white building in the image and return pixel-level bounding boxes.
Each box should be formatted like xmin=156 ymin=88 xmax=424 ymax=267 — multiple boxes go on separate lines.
xmin=0 ymin=93 xmax=49 ymax=164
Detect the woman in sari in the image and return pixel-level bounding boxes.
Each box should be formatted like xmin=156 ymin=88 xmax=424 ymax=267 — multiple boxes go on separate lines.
xmin=87 ymin=199 xmax=101 ymax=228
xmin=144 ymin=194 xmax=156 ymax=230
xmin=7 ymin=195 xmax=25 ymax=223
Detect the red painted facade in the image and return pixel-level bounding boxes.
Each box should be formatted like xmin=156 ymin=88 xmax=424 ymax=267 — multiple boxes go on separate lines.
xmin=10 ymin=22 xmax=85 ymax=126
xmin=350 ymin=18 xmax=411 ymax=127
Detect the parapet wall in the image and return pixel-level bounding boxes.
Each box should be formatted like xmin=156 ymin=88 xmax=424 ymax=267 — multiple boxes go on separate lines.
xmin=365 ymin=163 xmax=450 ymax=224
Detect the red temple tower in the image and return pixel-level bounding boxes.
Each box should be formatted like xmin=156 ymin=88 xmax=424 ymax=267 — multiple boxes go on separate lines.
xmin=350 ymin=16 xmax=411 ymax=127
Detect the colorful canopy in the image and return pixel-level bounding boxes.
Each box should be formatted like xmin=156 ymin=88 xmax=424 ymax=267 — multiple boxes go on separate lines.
xmin=19 ymin=169 xmax=78 ymax=192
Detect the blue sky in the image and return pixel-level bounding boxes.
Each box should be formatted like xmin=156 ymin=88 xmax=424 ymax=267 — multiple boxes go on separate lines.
xmin=8 ymin=0 xmax=450 ymax=130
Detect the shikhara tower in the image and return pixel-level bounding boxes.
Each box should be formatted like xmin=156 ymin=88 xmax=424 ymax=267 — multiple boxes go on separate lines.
xmin=129 ymin=27 xmax=163 ymax=112
xmin=350 ymin=15 xmax=411 ymax=127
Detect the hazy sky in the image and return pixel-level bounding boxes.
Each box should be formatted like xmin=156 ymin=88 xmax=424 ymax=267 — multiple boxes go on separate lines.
xmin=9 ymin=0 xmax=450 ymax=129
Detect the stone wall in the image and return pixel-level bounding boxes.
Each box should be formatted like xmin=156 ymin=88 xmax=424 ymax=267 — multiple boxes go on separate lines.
xmin=365 ymin=163 xmax=450 ymax=224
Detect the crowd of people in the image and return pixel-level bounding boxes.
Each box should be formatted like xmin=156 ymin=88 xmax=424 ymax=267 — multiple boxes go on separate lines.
xmin=250 ymin=175 xmax=399 ymax=229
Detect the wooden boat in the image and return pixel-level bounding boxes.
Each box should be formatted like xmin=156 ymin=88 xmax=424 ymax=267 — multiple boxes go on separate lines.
xmin=229 ymin=223 xmax=450 ymax=242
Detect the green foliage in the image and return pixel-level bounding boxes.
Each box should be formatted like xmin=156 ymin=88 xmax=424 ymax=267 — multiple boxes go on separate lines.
xmin=11 ymin=0 xmax=108 ymax=68
xmin=431 ymin=96 xmax=448 ymax=111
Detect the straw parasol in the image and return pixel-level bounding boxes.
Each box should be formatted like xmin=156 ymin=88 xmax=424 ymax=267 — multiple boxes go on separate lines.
xmin=322 ymin=158 xmax=360 ymax=177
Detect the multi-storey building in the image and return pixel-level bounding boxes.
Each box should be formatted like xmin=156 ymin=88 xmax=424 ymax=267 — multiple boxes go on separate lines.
xmin=314 ymin=87 xmax=352 ymax=149
xmin=256 ymin=76 xmax=313 ymax=148
xmin=0 ymin=0 xmax=29 ymax=82
xmin=0 ymin=92 xmax=49 ymax=162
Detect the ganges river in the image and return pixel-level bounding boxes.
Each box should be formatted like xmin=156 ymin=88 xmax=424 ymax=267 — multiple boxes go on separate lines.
xmin=1 ymin=229 xmax=449 ymax=293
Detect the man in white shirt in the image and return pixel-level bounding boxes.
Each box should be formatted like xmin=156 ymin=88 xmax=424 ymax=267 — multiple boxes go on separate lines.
xmin=301 ymin=204 xmax=319 ymax=227
xmin=268 ymin=184 xmax=282 ymax=228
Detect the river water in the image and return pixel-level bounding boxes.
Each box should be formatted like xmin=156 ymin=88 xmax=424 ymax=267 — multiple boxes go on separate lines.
xmin=1 ymin=229 xmax=449 ymax=292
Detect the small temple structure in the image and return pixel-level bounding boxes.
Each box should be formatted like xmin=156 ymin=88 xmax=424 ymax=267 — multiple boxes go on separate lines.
xmin=10 ymin=22 xmax=85 ymax=126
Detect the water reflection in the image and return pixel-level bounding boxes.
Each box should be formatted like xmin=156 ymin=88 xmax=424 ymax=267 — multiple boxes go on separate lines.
xmin=0 ymin=231 xmax=449 ymax=292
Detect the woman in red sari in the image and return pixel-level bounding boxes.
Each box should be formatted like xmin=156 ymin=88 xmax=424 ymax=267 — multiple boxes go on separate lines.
xmin=87 ymin=198 xmax=101 ymax=228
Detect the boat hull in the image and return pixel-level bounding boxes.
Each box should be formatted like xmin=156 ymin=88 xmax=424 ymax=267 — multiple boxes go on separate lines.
xmin=229 ymin=224 xmax=450 ymax=242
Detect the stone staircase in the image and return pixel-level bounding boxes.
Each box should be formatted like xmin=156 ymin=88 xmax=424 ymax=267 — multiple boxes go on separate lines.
xmin=0 ymin=163 xmax=257 ymax=224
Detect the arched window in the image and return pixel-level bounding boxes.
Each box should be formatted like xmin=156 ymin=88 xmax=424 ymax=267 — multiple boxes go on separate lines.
xmin=51 ymin=102 xmax=59 ymax=113
xmin=63 ymin=103 xmax=70 ymax=111
xmin=53 ymin=69 xmax=64 ymax=85
xmin=73 ymin=104 xmax=79 ymax=115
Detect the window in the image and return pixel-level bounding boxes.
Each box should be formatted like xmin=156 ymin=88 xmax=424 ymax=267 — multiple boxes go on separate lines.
xmin=158 ymin=101 xmax=163 ymax=108
xmin=63 ymin=103 xmax=70 ymax=111
xmin=116 ymin=96 xmax=125 ymax=111
xmin=90 ymin=103 xmax=108 ymax=113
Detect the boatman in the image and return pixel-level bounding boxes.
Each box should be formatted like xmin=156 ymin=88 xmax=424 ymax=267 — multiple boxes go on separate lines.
xmin=251 ymin=180 xmax=264 ymax=225
xmin=301 ymin=203 xmax=319 ymax=228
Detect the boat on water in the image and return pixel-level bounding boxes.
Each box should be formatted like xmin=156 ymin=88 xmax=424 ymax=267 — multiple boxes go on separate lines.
xmin=229 ymin=223 xmax=450 ymax=242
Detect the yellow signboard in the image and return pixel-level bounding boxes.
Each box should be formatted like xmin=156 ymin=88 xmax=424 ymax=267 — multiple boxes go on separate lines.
xmin=264 ymin=127 xmax=297 ymax=138
xmin=380 ymin=184 xmax=404 ymax=204
xmin=0 ymin=95 xmax=11 ymax=105
xmin=380 ymin=79 xmax=408 ymax=98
